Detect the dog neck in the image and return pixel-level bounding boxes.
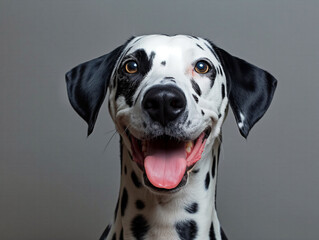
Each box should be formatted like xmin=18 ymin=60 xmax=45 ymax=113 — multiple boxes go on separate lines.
xmin=103 ymin=137 xmax=227 ymax=240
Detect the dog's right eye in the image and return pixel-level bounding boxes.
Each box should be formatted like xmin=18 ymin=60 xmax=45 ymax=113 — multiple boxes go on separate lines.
xmin=124 ymin=61 xmax=138 ymax=74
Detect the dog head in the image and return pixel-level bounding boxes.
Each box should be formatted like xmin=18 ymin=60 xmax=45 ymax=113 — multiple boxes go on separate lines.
xmin=66 ymin=35 xmax=277 ymax=193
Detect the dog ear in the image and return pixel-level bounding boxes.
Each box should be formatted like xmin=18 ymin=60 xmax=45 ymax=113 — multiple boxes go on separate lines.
xmin=65 ymin=42 xmax=128 ymax=136
xmin=212 ymin=44 xmax=277 ymax=138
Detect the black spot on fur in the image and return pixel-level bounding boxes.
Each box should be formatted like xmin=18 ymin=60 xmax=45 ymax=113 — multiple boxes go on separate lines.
xmin=218 ymin=113 xmax=222 ymax=118
xmin=209 ymin=223 xmax=216 ymax=240
xmin=192 ymin=169 xmax=199 ymax=174
xmin=150 ymin=51 xmax=156 ymax=60
xmin=191 ymin=79 xmax=201 ymax=96
xmin=204 ymin=41 xmax=220 ymax=61
xmin=115 ymin=49 xmax=155 ymax=106
xmin=221 ymin=83 xmax=225 ymax=99
xmin=161 ymin=61 xmax=166 ymax=66
xmin=120 ymin=228 xmax=124 ymax=240
xmin=111 ymin=233 xmax=116 ymax=240
xmin=185 ymin=202 xmax=198 ymax=214
xmin=131 ymin=215 xmax=150 ymax=240
xmin=216 ymin=67 xmax=220 ymax=75
xmin=108 ymin=100 xmax=111 ymax=111
xmin=121 ymin=188 xmax=128 ymax=216
xmin=120 ymin=138 xmax=123 ymax=174
xmin=136 ymin=200 xmax=145 ymax=210
xmin=133 ymin=37 xmax=142 ymax=43
xmin=192 ymin=94 xmax=198 ymax=103
xmin=201 ymin=110 xmax=205 ymax=116
xmin=219 ymin=66 xmax=223 ymax=76
xmin=212 ymin=156 xmax=216 ymax=178
xmin=114 ymin=198 xmax=119 ymax=222
xmin=196 ymin=43 xmax=204 ymax=50
xmin=221 ymin=227 xmax=228 ymax=240
xmin=99 ymin=224 xmax=111 ymax=240
xmin=209 ymin=68 xmax=217 ymax=88
xmin=205 ymin=171 xmax=210 ymax=189
xmin=175 ymin=220 xmax=198 ymax=240
xmin=131 ymin=171 xmax=141 ymax=188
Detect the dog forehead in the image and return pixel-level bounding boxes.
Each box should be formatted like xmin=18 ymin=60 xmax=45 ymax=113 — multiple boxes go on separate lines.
xmin=125 ymin=35 xmax=211 ymax=60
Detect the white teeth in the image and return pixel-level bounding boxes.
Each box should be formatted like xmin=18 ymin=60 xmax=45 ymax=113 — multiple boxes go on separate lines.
xmin=185 ymin=141 xmax=194 ymax=154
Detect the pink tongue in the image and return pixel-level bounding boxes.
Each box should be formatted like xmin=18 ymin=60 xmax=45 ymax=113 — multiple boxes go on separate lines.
xmin=145 ymin=154 xmax=186 ymax=189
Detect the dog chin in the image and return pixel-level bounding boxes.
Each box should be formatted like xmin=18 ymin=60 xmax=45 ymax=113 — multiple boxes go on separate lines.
xmin=126 ymin=127 xmax=211 ymax=193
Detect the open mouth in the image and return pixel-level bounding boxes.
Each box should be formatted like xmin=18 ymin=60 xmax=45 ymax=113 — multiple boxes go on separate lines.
xmin=130 ymin=128 xmax=211 ymax=191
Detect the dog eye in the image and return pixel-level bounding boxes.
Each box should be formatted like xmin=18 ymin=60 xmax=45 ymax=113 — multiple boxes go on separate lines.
xmin=194 ymin=61 xmax=210 ymax=74
xmin=124 ymin=61 xmax=138 ymax=74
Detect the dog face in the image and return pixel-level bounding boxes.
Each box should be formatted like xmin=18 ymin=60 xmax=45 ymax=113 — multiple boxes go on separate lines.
xmin=66 ymin=34 xmax=277 ymax=193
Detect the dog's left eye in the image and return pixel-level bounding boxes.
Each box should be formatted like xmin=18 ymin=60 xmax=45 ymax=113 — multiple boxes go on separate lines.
xmin=194 ymin=61 xmax=211 ymax=74
xmin=124 ymin=61 xmax=138 ymax=74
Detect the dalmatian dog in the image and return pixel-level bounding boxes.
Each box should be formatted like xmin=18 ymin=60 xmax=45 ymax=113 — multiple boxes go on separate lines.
xmin=66 ymin=34 xmax=277 ymax=240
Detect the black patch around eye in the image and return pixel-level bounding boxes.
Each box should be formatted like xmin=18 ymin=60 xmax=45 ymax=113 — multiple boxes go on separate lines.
xmin=121 ymin=188 xmax=128 ymax=216
xmin=185 ymin=202 xmax=199 ymax=214
xmin=131 ymin=171 xmax=141 ymax=188
xmin=191 ymin=79 xmax=201 ymax=96
xmin=115 ymin=49 xmax=155 ymax=106
xmin=161 ymin=61 xmax=166 ymax=66
xmin=175 ymin=220 xmax=198 ymax=240
xmin=196 ymin=43 xmax=204 ymax=50
xmin=192 ymin=94 xmax=198 ymax=103
xmin=221 ymin=83 xmax=225 ymax=99
xmin=99 ymin=224 xmax=111 ymax=240
xmin=131 ymin=215 xmax=150 ymax=240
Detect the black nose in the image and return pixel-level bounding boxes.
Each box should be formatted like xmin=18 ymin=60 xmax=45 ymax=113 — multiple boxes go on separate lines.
xmin=142 ymin=85 xmax=186 ymax=126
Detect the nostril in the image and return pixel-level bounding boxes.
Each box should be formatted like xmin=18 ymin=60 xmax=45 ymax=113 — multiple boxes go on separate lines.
xmin=144 ymin=99 xmax=159 ymax=109
xmin=170 ymin=98 xmax=184 ymax=109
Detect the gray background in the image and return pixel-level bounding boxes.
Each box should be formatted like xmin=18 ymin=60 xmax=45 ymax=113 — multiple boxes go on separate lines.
xmin=1 ymin=0 xmax=318 ymax=239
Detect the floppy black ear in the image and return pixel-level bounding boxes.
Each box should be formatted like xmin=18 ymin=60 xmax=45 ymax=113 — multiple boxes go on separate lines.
xmin=65 ymin=43 xmax=127 ymax=136
xmin=213 ymin=44 xmax=277 ymax=138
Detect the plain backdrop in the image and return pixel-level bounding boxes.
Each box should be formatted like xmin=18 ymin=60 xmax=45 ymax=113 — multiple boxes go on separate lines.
xmin=1 ymin=1 xmax=319 ymax=239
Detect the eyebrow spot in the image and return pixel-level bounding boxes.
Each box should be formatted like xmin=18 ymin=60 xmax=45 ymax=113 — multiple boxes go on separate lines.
xmin=196 ymin=43 xmax=204 ymax=50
